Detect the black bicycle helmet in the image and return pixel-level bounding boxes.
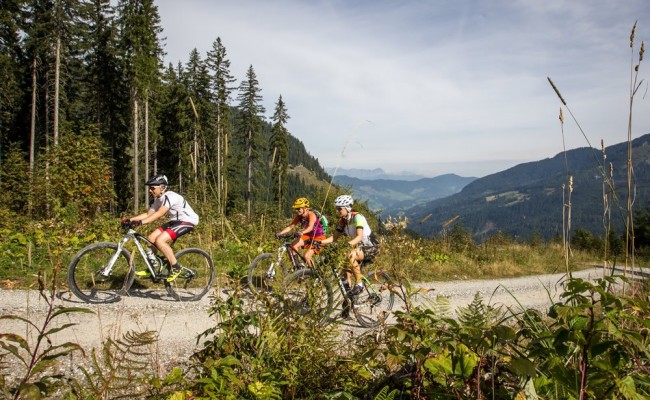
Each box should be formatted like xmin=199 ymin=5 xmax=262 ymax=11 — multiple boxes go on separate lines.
xmin=145 ymin=174 xmax=168 ymax=186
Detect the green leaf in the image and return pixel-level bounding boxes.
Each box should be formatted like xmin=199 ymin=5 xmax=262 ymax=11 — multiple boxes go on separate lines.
xmin=617 ymin=376 xmax=638 ymax=399
xmin=0 ymin=333 xmax=31 ymax=352
xmin=44 ymin=323 xmax=81 ymax=336
xmin=570 ymin=315 xmax=589 ymax=331
xmin=509 ymin=357 xmax=537 ymax=378
xmin=423 ymin=352 xmax=453 ymax=376
xmin=51 ymin=307 xmax=95 ymax=318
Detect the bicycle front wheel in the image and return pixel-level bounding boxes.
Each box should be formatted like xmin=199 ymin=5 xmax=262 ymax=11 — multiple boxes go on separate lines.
xmin=283 ymin=269 xmax=333 ymax=323
xmin=165 ymin=248 xmax=215 ymax=301
xmin=67 ymin=242 xmax=134 ymax=303
xmin=247 ymin=253 xmax=291 ymax=295
xmin=353 ymin=270 xmax=396 ymax=328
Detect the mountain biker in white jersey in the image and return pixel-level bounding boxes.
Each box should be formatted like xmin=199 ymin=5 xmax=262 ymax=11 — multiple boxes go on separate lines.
xmin=124 ymin=174 xmax=199 ymax=282
xmin=320 ymin=194 xmax=380 ymax=297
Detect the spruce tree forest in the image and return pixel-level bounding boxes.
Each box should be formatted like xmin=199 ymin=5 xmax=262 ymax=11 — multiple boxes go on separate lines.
xmin=0 ymin=0 xmax=331 ymax=229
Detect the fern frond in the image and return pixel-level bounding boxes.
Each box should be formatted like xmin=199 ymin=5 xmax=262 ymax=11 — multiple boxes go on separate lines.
xmin=457 ymin=292 xmax=489 ymax=329
xmin=72 ymin=330 xmax=159 ymax=399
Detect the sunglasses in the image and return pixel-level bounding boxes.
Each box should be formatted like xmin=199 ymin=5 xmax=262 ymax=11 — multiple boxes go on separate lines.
xmin=336 ymin=207 xmax=344 ymax=211
xmin=149 ymin=186 xmax=160 ymax=191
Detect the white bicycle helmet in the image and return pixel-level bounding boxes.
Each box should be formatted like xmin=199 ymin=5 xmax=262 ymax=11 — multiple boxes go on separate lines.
xmin=145 ymin=174 xmax=169 ymax=187
xmin=334 ymin=195 xmax=354 ymax=210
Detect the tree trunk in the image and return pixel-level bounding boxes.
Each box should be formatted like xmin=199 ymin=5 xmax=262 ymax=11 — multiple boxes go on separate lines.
xmin=30 ymin=58 xmax=37 ymax=170
xmin=247 ymin=128 xmax=252 ymax=219
xmin=144 ymin=95 xmax=149 ymax=207
xmin=217 ymin=114 xmax=221 ymax=213
xmin=53 ymin=37 xmax=60 ymax=146
xmin=133 ymin=97 xmax=139 ymax=214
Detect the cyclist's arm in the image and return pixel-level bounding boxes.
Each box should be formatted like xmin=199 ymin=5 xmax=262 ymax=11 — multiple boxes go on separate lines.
xmin=277 ymin=222 xmax=297 ymax=236
xmin=129 ymin=211 xmax=150 ymax=221
xmin=138 ymin=206 xmax=168 ymax=225
xmin=301 ymin=212 xmax=317 ymax=235
xmin=348 ymin=226 xmax=364 ymax=247
xmin=320 ymin=230 xmax=341 ymax=245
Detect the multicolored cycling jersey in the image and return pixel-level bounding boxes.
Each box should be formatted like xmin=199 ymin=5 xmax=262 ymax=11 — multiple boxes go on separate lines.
xmin=336 ymin=212 xmax=373 ymax=247
xmin=150 ymin=190 xmax=199 ymax=225
xmin=291 ymin=211 xmax=324 ymax=237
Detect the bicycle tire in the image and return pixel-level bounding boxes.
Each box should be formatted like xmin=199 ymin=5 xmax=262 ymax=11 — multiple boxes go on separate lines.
xmin=247 ymin=252 xmax=292 ymax=295
xmin=165 ymin=248 xmax=215 ymax=301
xmin=67 ymin=242 xmax=135 ymax=303
xmin=283 ymin=269 xmax=334 ymax=322
xmin=352 ymin=270 xmax=396 ymax=328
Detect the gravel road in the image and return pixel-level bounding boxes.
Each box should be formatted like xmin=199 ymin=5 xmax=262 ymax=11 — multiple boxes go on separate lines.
xmin=1 ymin=267 xmax=606 ymax=379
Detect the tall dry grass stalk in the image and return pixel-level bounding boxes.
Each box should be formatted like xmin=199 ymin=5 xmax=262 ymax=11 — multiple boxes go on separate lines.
xmin=623 ymin=21 xmax=645 ymax=291
xmin=557 ymin=107 xmax=572 ymax=274
xmin=547 ymin=22 xmax=646 ymax=291
xmin=601 ymin=140 xmax=614 ymax=275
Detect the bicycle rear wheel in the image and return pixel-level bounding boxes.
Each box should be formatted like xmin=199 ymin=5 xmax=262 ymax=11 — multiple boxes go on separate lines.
xmin=283 ymin=269 xmax=333 ymax=323
xmin=165 ymin=248 xmax=215 ymax=301
xmin=67 ymin=242 xmax=134 ymax=303
xmin=352 ymin=270 xmax=396 ymax=328
xmin=247 ymin=253 xmax=291 ymax=295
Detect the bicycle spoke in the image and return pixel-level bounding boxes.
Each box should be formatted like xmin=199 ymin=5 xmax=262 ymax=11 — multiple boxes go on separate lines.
xmin=67 ymin=242 xmax=134 ymax=303
xmin=165 ymin=248 xmax=214 ymax=301
xmin=352 ymin=271 xmax=396 ymax=328
xmin=283 ymin=269 xmax=333 ymax=323
xmin=247 ymin=253 xmax=290 ymax=295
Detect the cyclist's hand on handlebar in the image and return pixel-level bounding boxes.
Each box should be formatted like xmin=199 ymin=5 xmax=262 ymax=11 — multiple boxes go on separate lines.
xmin=275 ymin=231 xmax=282 ymax=239
xmin=130 ymin=219 xmax=142 ymax=228
xmin=120 ymin=218 xmax=131 ymax=229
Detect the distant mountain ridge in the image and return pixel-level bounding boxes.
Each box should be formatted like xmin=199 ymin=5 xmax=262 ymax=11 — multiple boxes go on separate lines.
xmin=333 ymin=173 xmax=476 ymax=215
xmin=328 ymin=167 xmax=428 ymax=181
xmin=403 ymin=133 xmax=650 ymax=241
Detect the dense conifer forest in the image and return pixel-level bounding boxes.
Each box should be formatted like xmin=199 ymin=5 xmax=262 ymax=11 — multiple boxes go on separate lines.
xmin=0 ymin=0 xmax=331 ymax=222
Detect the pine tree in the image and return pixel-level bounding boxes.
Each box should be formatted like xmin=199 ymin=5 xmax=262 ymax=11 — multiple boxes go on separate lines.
xmin=269 ymin=95 xmax=289 ymax=214
xmin=0 ymin=0 xmax=27 ymax=162
xmin=116 ymin=0 xmax=164 ymax=213
xmin=206 ymin=37 xmax=235 ymax=215
xmin=157 ymin=62 xmax=192 ymax=193
xmin=183 ymin=48 xmax=212 ymax=201
xmin=236 ymin=65 xmax=265 ymax=218
xmin=85 ymin=0 xmax=130 ymax=211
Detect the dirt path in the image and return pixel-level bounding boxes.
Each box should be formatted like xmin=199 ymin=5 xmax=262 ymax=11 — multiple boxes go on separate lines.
xmin=1 ymin=267 xmax=606 ymax=377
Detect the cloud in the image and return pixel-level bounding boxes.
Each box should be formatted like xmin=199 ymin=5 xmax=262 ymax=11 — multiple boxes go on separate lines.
xmin=157 ymin=0 xmax=650 ymax=177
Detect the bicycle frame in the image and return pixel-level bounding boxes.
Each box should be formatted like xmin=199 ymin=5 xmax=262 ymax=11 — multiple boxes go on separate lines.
xmin=100 ymin=229 xmax=164 ymax=280
xmin=327 ymin=259 xmax=373 ymax=301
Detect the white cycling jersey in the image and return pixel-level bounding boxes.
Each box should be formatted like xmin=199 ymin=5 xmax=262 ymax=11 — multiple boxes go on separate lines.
xmin=336 ymin=212 xmax=373 ymax=247
xmin=150 ymin=190 xmax=199 ymax=225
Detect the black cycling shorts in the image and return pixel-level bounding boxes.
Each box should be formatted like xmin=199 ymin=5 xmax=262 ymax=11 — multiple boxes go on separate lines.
xmin=157 ymin=221 xmax=195 ymax=241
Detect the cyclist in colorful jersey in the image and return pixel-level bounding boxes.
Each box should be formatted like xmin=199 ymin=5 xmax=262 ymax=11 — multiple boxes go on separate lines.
xmin=125 ymin=174 xmax=199 ymax=282
xmin=321 ymin=195 xmax=379 ymax=296
xmin=275 ymin=197 xmax=326 ymax=267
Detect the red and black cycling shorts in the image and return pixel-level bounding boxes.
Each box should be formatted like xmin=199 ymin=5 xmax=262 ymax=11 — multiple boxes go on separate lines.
xmin=157 ymin=221 xmax=195 ymax=241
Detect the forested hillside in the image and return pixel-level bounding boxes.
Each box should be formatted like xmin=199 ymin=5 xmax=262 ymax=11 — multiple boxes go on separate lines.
xmin=405 ymin=133 xmax=650 ymax=241
xmin=333 ymin=174 xmax=475 ymax=215
xmin=0 ymin=0 xmax=331 ymax=223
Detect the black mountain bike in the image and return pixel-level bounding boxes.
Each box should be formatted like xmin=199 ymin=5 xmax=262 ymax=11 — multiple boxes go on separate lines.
xmin=283 ymin=250 xmax=396 ymax=328
xmin=67 ymin=225 xmax=215 ymax=303
xmin=247 ymin=235 xmax=323 ymax=295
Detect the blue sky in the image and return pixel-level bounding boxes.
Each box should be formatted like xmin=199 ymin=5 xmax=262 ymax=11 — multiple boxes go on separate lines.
xmin=156 ymin=0 xmax=650 ymax=178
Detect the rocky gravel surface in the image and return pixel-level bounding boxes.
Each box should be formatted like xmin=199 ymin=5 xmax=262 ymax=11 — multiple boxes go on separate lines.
xmin=1 ymin=267 xmax=606 ymax=381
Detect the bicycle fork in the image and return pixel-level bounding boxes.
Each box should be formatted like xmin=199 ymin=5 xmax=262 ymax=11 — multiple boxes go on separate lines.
xmin=99 ymin=234 xmax=132 ymax=277
xmin=264 ymin=246 xmax=286 ymax=279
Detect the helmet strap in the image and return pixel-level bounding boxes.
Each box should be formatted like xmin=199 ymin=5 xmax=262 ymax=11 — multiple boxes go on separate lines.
xmin=345 ymin=209 xmax=353 ymax=221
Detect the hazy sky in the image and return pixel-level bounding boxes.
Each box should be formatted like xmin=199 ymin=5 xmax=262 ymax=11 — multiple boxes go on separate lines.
xmin=156 ymin=0 xmax=650 ymax=178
